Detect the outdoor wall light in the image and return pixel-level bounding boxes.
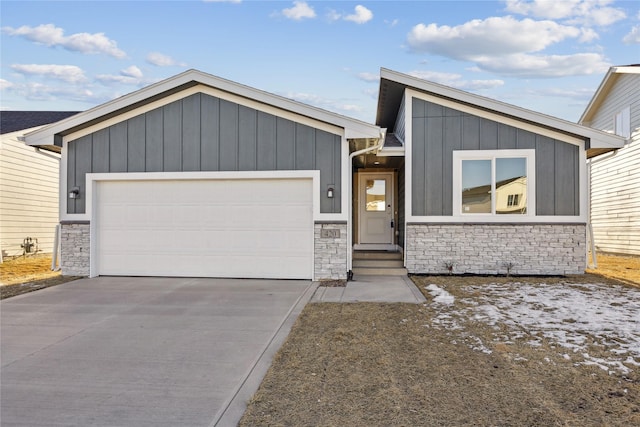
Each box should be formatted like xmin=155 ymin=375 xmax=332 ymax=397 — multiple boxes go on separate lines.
xmin=327 ymin=186 xmax=335 ymax=198
xmin=68 ymin=187 xmax=80 ymax=199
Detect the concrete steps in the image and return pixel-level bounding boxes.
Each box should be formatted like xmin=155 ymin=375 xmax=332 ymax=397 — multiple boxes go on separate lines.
xmin=352 ymin=251 xmax=407 ymax=276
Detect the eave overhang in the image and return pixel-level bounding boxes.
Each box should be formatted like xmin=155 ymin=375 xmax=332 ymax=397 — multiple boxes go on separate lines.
xmin=25 ymin=69 xmax=381 ymax=149
xmin=579 ymin=65 xmax=640 ymax=125
xmin=376 ymin=68 xmax=625 ymax=157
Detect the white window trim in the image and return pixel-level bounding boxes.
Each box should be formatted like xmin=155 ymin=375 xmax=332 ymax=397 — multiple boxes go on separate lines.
xmin=452 ymin=149 xmax=536 ymax=222
xmin=614 ymin=106 xmax=631 ymax=140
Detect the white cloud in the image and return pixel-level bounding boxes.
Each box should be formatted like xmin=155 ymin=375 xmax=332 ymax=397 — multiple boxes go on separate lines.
xmin=96 ymin=66 xmax=147 ymax=86
xmin=4 ymin=80 xmax=101 ymax=104
xmin=327 ymin=9 xmax=342 ymax=22
xmin=473 ymin=52 xmax=610 ymax=77
xmin=363 ymin=87 xmax=378 ymax=98
xmin=407 ymin=16 xmax=582 ymax=58
xmin=623 ymin=25 xmax=640 ymax=44
xmin=0 ymin=79 xmax=14 ymax=90
xmin=10 ymin=64 xmax=87 ymax=83
xmin=121 ymin=65 xmax=143 ymax=79
xmin=408 ymin=70 xmax=504 ymax=90
xmin=328 ymin=5 xmax=373 ymax=24
xmin=579 ymin=27 xmax=599 ymax=42
xmin=527 ymin=86 xmax=597 ymax=101
xmin=283 ymin=91 xmax=362 ymax=113
xmin=2 ymin=24 xmax=126 ymax=58
xmin=385 ymin=19 xmax=399 ymax=28
xmin=146 ymin=52 xmax=186 ymax=67
xmin=504 ymin=0 xmax=626 ymax=26
xmin=344 ymin=5 xmax=373 ymax=24
xmin=282 ymin=1 xmax=316 ymax=21
xmin=356 ymin=72 xmax=379 ymax=82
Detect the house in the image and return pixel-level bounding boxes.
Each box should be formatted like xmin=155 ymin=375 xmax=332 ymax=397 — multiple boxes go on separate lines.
xmin=374 ymin=69 xmax=624 ymax=275
xmin=579 ymin=65 xmax=640 ymax=256
xmin=1 ymin=111 xmax=78 ymax=259
xmin=24 ymin=69 xmax=624 ymax=279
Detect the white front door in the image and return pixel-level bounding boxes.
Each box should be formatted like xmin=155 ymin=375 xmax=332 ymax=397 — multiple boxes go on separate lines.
xmin=358 ymin=172 xmax=394 ymax=245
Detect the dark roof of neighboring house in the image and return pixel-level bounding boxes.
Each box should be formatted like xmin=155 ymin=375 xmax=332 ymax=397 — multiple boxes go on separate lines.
xmin=462 ymin=176 xmax=524 ymax=196
xmin=1 ymin=111 xmax=80 ymax=135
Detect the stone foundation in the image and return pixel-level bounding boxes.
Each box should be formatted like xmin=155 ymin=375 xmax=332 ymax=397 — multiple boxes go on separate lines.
xmin=406 ymin=223 xmax=586 ymax=275
xmin=314 ymin=222 xmax=348 ymax=280
xmin=60 ymin=222 xmax=90 ymax=276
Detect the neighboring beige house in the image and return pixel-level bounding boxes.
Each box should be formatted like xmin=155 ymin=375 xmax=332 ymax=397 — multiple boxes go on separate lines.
xmin=579 ymin=65 xmax=640 ymax=256
xmin=0 ymin=111 xmax=78 ymax=259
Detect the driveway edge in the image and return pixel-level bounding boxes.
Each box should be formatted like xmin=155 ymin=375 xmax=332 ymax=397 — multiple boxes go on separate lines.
xmin=211 ymin=280 xmax=319 ymax=427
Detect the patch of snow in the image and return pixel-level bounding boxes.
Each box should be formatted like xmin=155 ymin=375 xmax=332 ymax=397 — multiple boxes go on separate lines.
xmin=425 ymin=284 xmax=455 ymax=305
xmin=424 ymin=281 xmax=640 ymax=374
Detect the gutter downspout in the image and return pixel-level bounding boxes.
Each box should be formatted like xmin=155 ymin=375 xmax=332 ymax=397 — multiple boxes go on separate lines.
xmin=347 ymin=129 xmax=386 ymax=279
xmin=586 ymin=148 xmax=620 ymax=269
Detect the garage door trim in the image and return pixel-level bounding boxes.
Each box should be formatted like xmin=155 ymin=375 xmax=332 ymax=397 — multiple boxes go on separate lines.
xmin=88 ymin=170 xmax=321 ymax=279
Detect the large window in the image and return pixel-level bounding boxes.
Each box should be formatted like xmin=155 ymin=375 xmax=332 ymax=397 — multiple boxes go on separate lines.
xmin=454 ymin=150 xmax=535 ymax=217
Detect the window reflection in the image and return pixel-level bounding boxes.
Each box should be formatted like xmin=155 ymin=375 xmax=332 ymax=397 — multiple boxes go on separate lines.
xmin=496 ymin=158 xmax=527 ymax=214
xmin=461 ymin=160 xmax=491 ymax=213
xmin=461 ymin=157 xmax=527 ymax=215
xmin=366 ymin=179 xmax=386 ymax=212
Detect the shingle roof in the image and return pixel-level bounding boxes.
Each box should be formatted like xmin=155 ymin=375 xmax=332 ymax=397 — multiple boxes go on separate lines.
xmin=1 ymin=111 xmax=80 ymax=135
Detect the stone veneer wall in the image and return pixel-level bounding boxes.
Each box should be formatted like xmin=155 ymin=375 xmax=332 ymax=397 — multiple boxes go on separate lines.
xmin=406 ymin=223 xmax=586 ymax=275
xmin=314 ymin=222 xmax=348 ymax=280
xmin=60 ymin=222 xmax=90 ymax=276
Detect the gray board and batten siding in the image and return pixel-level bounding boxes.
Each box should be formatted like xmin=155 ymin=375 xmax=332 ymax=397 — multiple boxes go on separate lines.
xmin=66 ymin=92 xmax=342 ymax=214
xmin=411 ymin=98 xmax=580 ymax=217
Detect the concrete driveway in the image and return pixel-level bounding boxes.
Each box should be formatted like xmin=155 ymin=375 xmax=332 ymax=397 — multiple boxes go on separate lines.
xmin=1 ymin=276 xmax=316 ymax=427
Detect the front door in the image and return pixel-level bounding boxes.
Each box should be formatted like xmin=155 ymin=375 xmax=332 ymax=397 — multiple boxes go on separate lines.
xmin=358 ymin=172 xmax=394 ymax=245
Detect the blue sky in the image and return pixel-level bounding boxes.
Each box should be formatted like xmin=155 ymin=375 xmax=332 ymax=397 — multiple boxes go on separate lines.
xmin=1 ymin=0 xmax=638 ymax=123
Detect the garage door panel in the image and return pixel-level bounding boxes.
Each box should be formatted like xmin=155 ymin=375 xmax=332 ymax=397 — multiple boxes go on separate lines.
xmin=96 ymin=179 xmax=313 ymax=279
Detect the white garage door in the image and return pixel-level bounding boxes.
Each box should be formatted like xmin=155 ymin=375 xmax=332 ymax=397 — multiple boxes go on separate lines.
xmin=95 ymin=178 xmax=313 ymax=279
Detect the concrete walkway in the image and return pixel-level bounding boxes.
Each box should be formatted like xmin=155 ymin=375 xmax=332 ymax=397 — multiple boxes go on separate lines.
xmin=311 ymin=275 xmax=426 ymax=303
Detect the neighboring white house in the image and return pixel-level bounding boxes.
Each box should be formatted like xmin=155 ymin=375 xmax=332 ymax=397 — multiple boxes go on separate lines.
xmin=0 ymin=111 xmax=78 ymax=259
xmin=579 ymin=65 xmax=640 ymax=256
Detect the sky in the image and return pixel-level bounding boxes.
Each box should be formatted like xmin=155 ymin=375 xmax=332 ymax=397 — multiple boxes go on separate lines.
xmin=1 ymin=0 xmax=639 ymax=124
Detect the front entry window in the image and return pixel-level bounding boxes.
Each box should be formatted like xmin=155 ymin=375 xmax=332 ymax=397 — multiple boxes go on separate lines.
xmin=365 ymin=179 xmax=386 ymax=211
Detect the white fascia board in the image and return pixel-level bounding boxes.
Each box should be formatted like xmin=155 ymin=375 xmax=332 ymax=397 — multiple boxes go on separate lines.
xmin=381 ymin=68 xmax=625 ymax=150
xmin=62 ymin=85 xmax=345 ymax=143
xmin=579 ymin=67 xmax=616 ymax=125
xmin=579 ymin=66 xmax=640 ymax=125
xmin=25 ymin=69 xmax=381 ymax=146
xmin=74 ymin=170 xmax=346 ymax=223
xmin=408 ymin=89 xmax=584 ymax=146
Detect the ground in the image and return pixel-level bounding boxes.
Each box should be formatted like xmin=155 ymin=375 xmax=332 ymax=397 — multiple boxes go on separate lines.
xmin=587 ymin=253 xmax=640 ymax=287
xmin=2 ymin=254 xmax=639 ymax=425
xmin=240 ymin=264 xmax=640 ymax=426
xmin=0 ymin=254 xmax=80 ymax=299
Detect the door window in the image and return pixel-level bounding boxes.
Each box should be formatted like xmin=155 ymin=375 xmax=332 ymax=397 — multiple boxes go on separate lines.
xmin=365 ymin=179 xmax=386 ymax=212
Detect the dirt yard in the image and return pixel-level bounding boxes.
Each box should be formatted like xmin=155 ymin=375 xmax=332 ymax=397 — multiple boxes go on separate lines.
xmin=0 ymin=255 xmax=80 ymax=299
xmin=240 ymin=273 xmax=640 ymax=426
xmin=588 ymin=253 xmax=640 ymax=287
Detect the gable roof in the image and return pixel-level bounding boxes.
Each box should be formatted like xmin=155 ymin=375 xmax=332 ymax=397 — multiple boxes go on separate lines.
xmin=24 ymin=69 xmax=381 ymax=153
xmin=1 ymin=111 xmax=80 ymax=135
xmin=376 ymin=68 xmax=625 ymax=158
xmin=579 ymin=65 xmax=640 ymax=125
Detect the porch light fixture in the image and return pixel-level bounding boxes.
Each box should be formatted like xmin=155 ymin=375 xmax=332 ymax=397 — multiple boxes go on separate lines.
xmin=327 ymin=186 xmax=335 ymax=198
xmin=68 ymin=187 xmax=80 ymax=199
